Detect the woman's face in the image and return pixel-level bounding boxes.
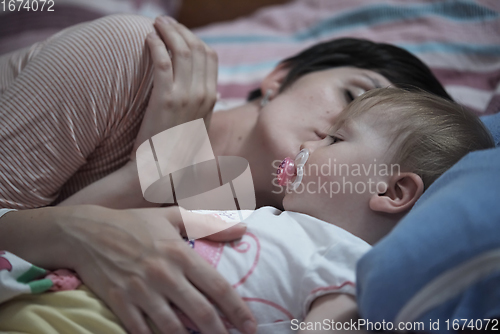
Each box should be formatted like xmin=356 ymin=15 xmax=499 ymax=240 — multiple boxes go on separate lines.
xmin=255 ymin=66 xmax=392 ymax=188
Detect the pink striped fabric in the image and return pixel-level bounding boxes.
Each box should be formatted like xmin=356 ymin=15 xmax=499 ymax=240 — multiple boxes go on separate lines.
xmin=0 ymin=15 xmax=155 ymax=209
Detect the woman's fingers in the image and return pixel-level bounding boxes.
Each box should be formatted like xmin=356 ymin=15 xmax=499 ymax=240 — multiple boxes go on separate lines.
xmin=68 ymin=206 xmax=254 ymax=334
xmin=134 ymin=30 xmax=176 ymax=147
xmin=156 ymin=243 xmax=247 ymax=334
xmin=109 ymin=278 xmax=189 ymax=334
xmin=170 ymin=21 xmax=210 ymax=107
xmin=146 ymin=31 xmax=174 ymax=92
xmin=185 ymin=258 xmax=257 ymax=334
xmin=132 ymin=224 xmax=229 ymax=334
xmin=122 ymin=207 xmax=255 ymax=333
xmin=204 ymin=222 xmax=247 ymax=242
xmin=171 ymin=21 xmax=219 ymax=121
xmin=131 ymin=277 xmax=190 ymax=334
xmin=106 ymin=287 xmax=153 ymax=334
xmin=164 ymin=208 xmax=257 ymax=334
xmin=135 ymin=15 xmax=219 ymax=156
xmin=202 ymin=44 xmax=219 ymax=121
xmin=143 ymin=302 xmax=189 ymax=334
xmin=166 ymin=207 xmax=242 ymax=240
xmin=153 ymin=16 xmax=218 ymax=121
xmin=154 ymin=16 xmax=193 ymax=97
xmin=165 ymin=280 xmax=230 ymax=334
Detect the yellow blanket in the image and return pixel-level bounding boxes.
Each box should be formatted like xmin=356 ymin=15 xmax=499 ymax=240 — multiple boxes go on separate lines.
xmin=0 ymin=285 xmax=126 ymax=334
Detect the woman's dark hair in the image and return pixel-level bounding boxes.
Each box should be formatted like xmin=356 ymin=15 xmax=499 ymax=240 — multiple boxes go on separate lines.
xmin=247 ymin=38 xmax=452 ymax=101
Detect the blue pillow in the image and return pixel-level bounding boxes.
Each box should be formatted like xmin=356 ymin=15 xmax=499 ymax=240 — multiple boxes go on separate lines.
xmin=356 ymin=113 xmax=500 ymax=332
xmin=481 ymin=113 xmax=500 ymax=146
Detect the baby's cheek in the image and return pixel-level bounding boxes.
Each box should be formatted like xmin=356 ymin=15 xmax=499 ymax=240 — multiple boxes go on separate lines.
xmin=281 ymin=192 xmax=293 ymax=211
xmin=281 ymin=190 xmax=308 ymax=213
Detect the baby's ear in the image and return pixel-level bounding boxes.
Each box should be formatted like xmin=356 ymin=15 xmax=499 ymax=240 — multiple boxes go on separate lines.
xmin=260 ymin=63 xmax=289 ymax=98
xmin=369 ymin=173 xmax=424 ymax=214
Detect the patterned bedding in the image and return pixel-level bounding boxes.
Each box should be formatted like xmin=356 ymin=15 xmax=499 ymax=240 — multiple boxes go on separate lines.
xmin=1 ymin=0 xmax=498 ymax=115
xmin=192 ymin=0 xmax=500 ymax=115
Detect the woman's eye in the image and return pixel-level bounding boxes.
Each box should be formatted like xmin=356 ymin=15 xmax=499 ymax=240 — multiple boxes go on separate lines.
xmin=328 ymin=135 xmax=342 ymax=145
xmin=345 ymin=90 xmax=355 ymax=102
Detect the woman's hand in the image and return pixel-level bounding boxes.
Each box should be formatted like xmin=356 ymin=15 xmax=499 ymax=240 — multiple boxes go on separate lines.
xmin=1 ymin=205 xmax=256 ymax=332
xmin=61 ymin=205 xmax=256 ymax=334
xmin=133 ymin=16 xmax=219 ymax=155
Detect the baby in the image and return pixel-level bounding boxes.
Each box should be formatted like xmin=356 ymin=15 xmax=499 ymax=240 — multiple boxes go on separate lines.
xmin=185 ymin=87 xmax=494 ymax=334
xmin=3 ymin=88 xmax=490 ymax=334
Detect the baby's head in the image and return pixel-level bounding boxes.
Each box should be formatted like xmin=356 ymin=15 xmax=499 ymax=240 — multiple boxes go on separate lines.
xmin=281 ymin=87 xmax=494 ymax=244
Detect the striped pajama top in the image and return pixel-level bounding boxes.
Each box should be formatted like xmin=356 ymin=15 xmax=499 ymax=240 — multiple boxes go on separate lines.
xmin=0 ymin=14 xmax=156 ymax=209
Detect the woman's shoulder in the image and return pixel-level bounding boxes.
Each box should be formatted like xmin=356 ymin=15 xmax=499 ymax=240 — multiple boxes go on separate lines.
xmin=47 ymin=14 xmax=154 ymax=48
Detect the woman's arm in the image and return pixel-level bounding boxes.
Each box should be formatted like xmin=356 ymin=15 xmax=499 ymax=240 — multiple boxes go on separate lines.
xmin=58 ymin=16 xmax=219 ymax=208
xmin=0 ymin=206 xmax=256 ymax=334
xmin=57 ymin=160 xmax=153 ymax=208
xmin=1 ymin=14 xmax=217 ymax=209
xmin=0 ymin=15 xmax=156 ymax=209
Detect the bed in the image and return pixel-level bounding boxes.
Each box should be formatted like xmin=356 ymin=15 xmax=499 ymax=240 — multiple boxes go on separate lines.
xmin=1 ymin=0 xmax=499 ymax=116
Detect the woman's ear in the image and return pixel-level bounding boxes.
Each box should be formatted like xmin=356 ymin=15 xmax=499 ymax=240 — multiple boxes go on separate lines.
xmin=369 ymin=173 xmax=424 ymax=214
xmin=260 ymin=63 xmax=290 ymax=98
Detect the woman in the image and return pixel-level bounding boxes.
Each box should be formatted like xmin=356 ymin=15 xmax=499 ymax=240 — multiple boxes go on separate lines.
xmin=0 ymin=14 xmax=451 ymax=334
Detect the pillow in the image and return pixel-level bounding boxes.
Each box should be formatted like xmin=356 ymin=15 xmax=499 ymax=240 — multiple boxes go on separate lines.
xmin=481 ymin=112 xmax=500 ymax=146
xmin=356 ymin=113 xmax=500 ymax=330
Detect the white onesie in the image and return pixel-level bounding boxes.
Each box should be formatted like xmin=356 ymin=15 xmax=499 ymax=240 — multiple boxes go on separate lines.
xmin=186 ymin=207 xmax=371 ymax=334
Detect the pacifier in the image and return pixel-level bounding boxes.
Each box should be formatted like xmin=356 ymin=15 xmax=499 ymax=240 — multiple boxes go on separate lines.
xmin=276 ymin=149 xmax=310 ymax=190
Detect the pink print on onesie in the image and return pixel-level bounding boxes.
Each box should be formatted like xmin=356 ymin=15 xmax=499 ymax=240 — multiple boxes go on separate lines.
xmin=182 ymin=224 xmax=294 ymax=333
xmin=0 ymin=251 xmax=13 ymax=272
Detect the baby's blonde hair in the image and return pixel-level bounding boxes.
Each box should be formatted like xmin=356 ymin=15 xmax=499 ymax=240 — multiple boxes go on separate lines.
xmin=335 ymin=87 xmax=495 ymax=189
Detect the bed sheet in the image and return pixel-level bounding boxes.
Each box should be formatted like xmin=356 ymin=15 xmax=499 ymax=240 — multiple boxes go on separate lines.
xmin=2 ymin=0 xmax=499 ymax=115
xmin=193 ymin=0 xmax=500 ymax=115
